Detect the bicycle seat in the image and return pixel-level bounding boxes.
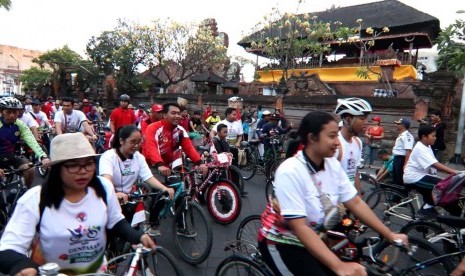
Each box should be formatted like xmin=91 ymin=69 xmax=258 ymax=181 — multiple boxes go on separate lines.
xmin=435 ymin=214 xmax=465 ymax=229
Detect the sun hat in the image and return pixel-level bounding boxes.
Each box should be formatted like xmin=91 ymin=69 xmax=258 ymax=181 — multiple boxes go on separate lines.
xmin=394 ymin=118 xmax=410 ymax=128
xmin=48 ymin=133 xmax=100 ymax=166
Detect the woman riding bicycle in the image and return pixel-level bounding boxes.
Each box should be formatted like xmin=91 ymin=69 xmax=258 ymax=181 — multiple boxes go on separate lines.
xmin=258 ymin=111 xmax=408 ymax=276
xmin=99 ymin=125 xmax=174 ymax=236
xmin=0 ymin=133 xmax=155 ymax=275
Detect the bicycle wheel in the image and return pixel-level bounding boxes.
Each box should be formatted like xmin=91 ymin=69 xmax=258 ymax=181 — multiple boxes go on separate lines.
xmin=359 ymin=172 xmax=380 ymax=200
xmin=228 ymin=165 xmax=245 ymax=194
xmin=374 ymin=236 xmax=454 ymax=275
xmin=145 ymin=246 xmax=184 ymax=276
xmin=365 ymin=188 xmax=415 ymax=232
xmin=236 ymin=215 xmax=261 ymax=246
xmin=401 ymin=220 xmax=459 ymax=261
xmin=215 ymin=255 xmax=269 ymax=276
xmin=264 ymin=159 xmax=282 ymax=180
xmin=0 ymin=209 xmax=7 ymax=234
xmin=172 ymin=200 xmax=212 ymax=265
xmin=264 ymin=178 xmax=274 ymax=203
xmin=239 ymin=148 xmax=257 ymax=180
xmin=206 ymin=179 xmax=242 ymax=225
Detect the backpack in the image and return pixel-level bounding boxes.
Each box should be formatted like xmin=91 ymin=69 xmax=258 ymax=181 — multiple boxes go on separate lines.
xmin=432 ymin=173 xmax=465 ymax=206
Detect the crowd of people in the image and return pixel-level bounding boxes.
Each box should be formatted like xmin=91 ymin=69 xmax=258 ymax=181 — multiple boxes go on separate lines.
xmin=1 ymin=92 xmax=465 ymax=275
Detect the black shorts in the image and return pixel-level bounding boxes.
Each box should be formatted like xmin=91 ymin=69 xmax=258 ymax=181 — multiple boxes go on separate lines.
xmin=0 ymin=154 xmax=29 ymax=169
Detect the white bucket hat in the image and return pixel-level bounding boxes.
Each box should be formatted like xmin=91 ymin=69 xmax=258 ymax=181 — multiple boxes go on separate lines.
xmin=48 ymin=133 xmax=100 ymax=166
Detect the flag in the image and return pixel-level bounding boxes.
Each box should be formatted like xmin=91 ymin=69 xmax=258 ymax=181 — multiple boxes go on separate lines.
xmin=131 ymin=202 xmax=146 ymax=227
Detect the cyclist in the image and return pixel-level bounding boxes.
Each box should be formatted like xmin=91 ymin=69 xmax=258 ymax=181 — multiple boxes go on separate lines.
xmin=204 ymin=109 xmax=221 ymax=131
xmin=109 ymin=94 xmax=136 ymax=136
xmin=139 ymin=104 xmax=163 ymax=156
xmin=18 ymin=105 xmax=41 ymax=142
xmin=54 ymin=97 xmax=97 ymax=142
xmin=144 ymin=102 xmax=208 ymax=177
xmin=404 ymin=125 xmax=459 ymax=219
xmin=334 ymin=97 xmax=371 ymax=193
xmin=99 ymin=125 xmax=174 ymax=236
xmin=210 ymin=107 xmax=243 ymax=166
xmin=0 ymin=97 xmax=50 ymax=188
xmin=30 ymin=99 xmax=52 ymax=152
xmin=258 ymin=111 xmax=408 ymax=276
xmin=258 ymin=113 xmax=292 ymax=154
xmin=0 ymin=133 xmax=155 ymax=275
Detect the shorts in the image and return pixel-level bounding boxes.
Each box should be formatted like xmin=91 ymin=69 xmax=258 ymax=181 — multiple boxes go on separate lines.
xmin=0 ymin=153 xmax=30 ymax=169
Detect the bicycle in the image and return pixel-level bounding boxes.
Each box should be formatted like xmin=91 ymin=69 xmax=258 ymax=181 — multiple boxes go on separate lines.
xmin=236 ymin=214 xmax=261 ymax=246
xmin=175 ymin=152 xmax=242 ymax=225
xmin=38 ymin=244 xmax=183 ymax=275
xmin=115 ymin=181 xmax=213 ymax=265
xmin=0 ymin=163 xmax=38 ymax=235
xmin=238 ymin=136 xmax=285 ymax=181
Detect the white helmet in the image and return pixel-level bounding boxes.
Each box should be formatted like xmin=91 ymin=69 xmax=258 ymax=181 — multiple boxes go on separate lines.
xmin=334 ymin=97 xmax=372 ymax=116
xmin=0 ymin=97 xmax=23 ymax=110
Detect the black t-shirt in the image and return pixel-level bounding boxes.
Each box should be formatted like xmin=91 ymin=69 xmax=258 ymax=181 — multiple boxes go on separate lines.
xmin=212 ymin=137 xmax=230 ymax=154
xmin=190 ymin=117 xmax=203 ymax=132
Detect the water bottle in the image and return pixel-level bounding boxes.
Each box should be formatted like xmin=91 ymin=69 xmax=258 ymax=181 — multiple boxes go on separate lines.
xmin=39 ymin=263 xmax=60 ymax=275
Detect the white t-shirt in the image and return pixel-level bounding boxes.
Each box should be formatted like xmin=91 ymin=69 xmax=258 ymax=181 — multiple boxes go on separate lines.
xmin=403 ymin=142 xmax=438 ymax=184
xmin=19 ymin=112 xmax=39 ymax=128
xmin=24 ymin=104 xmax=32 ymax=114
xmin=213 ymin=119 xmax=243 ymax=146
xmin=0 ymin=177 xmax=124 ymax=274
xmin=54 ymin=110 xmax=87 ymax=133
xmin=52 ymin=106 xmax=63 ymax=117
xmin=334 ymin=132 xmax=362 ymax=184
xmin=30 ymin=110 xmax=50 ymax=128
xmin=392 ymin=130 xmax=414 ymax=156
xmin=99 ymin=149 xmax=153 ymax=193
xmin=275 ymin=151 xmax=357 ymax=229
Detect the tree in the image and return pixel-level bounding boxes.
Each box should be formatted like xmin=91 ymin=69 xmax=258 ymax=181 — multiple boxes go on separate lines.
xmin=86 ymin=18 xmax=228 ymax=95
xmin=436 ymin=18 xmax=465 ymax=75
xmin=20 ymin=67 xmax=51 ymax=92
xmin=0 ymin=0 xmax=11 ymax=10
xmin=33 ymin=45 xmax=84 ymax=98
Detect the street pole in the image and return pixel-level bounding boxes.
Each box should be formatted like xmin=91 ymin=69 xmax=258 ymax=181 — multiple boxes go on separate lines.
xmin=9 ymin=55 xmax=19 ymax=95
xmin=453 ymin=72 xmax=465 ymax=164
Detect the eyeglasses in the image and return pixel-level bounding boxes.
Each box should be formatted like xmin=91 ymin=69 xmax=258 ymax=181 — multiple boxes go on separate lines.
xmin=62 ymin=161 xmax=96 ymax=174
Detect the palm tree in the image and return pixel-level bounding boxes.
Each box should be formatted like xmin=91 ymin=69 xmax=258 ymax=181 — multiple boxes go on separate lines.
xmin=0 ymin=0 xmax=11 ymax=10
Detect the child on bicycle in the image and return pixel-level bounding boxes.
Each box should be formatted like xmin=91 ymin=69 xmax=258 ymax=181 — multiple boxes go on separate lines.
xmin=404 ymin=125 xmax=459 ymax=219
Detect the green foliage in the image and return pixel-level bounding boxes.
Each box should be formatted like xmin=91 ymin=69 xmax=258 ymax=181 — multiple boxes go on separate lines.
xmin=86 ymin=18 xmax=228 ymax=95
xmin=356 ymin=67 xmax=371 ymax=80
xmin=33 ymin=45 xmax=83 ymax=74
xmin=0 ymin=0 xmax=11 ymax=10
xmin=436 ymin=19 xmax=465 ymax=75
xmin=20 ymin=67 xmax=52 ymax=92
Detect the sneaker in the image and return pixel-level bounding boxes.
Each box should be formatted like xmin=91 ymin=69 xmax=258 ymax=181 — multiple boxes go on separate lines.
xmin=147 ymin=227 xmax=161 ymax=237
xmin=177 ymin=228 xmax=197 ymax=238
xmin=417 ymin=208 xmax=439 ymax=220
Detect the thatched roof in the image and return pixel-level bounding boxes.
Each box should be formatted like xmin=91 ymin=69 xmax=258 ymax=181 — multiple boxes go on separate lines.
xmin=239 ymin=0 xmax=440 ymax=55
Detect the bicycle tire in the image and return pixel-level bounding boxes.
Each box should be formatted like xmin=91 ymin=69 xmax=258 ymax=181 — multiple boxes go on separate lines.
xmin=215 ymin=255 xmax=271 ymax=276
xmin=228 ymin=165 xmax=245 ymax=194
xmin=365 ymin=188 xmax=415 ymax=232
xmin=264 ymin=159 xmax=282 ymax=180
xmin=401 ymin=220 xmax=459 ymax=260
xmin=206 ymin=179 xmax=242 ymax=225
xmin=239 ymin=148 xmax=257 ymax=180
xmin=0 ymin=209 xmax=7 ymax=234
xmin=264 ymin=178 xmax=274 ymax=203
xmin=172 ymin=200 xmax=213 ymax=265
xmin=359 ymin=172 xmax=380 ymax=201
xmin=236 ymin=214 xmax=261 ymax=246
xmin=374 ymin=236 xmax=454 ymax=275
xmin=145 ymin=246 xmax=184 ymax=276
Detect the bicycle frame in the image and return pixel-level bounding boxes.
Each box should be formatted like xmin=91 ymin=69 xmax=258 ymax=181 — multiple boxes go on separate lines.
xmin=381 ymin=192 xmax=422 ymax=221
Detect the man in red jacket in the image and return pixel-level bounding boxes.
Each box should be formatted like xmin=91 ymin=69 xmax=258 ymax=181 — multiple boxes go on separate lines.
xmin=144 ymin=102 xmax=207 ymax=176
xmin=110 ymin=94 xmax=136 ymax=134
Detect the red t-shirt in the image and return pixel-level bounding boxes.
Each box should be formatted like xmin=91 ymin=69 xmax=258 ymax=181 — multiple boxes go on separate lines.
xmin=41 ymin=103 xmax=53 ymax=119
xmin=82 ymin=105 xmax=92 ymax=115
xmin=110 ymin=107 xmax=136 ymax=131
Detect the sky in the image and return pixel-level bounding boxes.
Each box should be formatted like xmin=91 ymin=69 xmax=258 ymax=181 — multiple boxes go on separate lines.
xmin=0 ymin=0 xmax=464 ymax=80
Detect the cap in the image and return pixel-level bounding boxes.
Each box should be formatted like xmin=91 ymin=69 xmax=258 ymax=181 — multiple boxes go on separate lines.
xmin=151 ymin=104 xmax=163 ymax=112
xmin=372 ymin=116 xmax=381 ymax=122
xmin=31 ymin=99 xmax=41 ymax=105
xmin=262 ymin=110 xmax=271 ymax=116
xmin=138 ymin=104 xmax=145 ymax=109
xmin=394 ymin=118 xmax=410 ymax=128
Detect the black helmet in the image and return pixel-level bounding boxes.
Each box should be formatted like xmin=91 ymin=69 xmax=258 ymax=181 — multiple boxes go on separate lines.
xmin=0 ymin=97 xmax=23 ymax=110
xmin=119 ymin=94 xmax=130 ymax=101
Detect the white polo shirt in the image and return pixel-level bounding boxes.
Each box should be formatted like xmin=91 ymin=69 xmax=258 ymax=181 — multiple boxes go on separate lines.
xmin=392 ymin=130 xmax=414 ymax=156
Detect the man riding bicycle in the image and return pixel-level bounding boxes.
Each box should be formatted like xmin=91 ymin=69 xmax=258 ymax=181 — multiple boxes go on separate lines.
xmin=54 ymin=97 xmax=97 ymax=142
xmin=0 ymin=97 xmax=51 ymax=187
xmin=144 ymin=102 xmax=208 ymax=177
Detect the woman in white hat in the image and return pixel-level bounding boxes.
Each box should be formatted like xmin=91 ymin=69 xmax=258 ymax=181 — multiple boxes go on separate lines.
xmin=0 ymin=133 xmax=156 ymax=275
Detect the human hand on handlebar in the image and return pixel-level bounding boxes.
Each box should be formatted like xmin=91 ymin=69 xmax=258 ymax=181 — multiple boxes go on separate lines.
xmin=140 ymin=234 xmax=157 ymax=250
xmin=165 ymin=187 xmax=175 ymax=199
xmin=388 ymin=232 xmax=409 ymax=247
xmin=197 ymin=164 xmax=208 ymax=175
xmin=158 ymin=165 xmax=171 ymax=176
xmin=333 ymin=262 xmax=367 ymax=276
xmin=0 ymin=168 xmax=4 ymax=178
xmin=116 ymin=192 xmax=129 ymax=204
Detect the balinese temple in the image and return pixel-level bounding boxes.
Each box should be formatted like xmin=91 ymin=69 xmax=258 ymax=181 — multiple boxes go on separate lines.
xmin=238 ymin=0 xmax=440 ymax=98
